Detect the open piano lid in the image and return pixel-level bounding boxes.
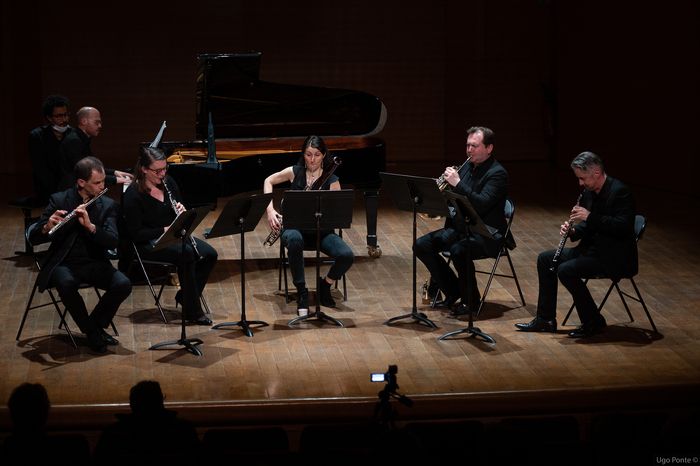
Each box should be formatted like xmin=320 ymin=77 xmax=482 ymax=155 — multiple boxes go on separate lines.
xmin=195 ymin=52 xmax=386 ymax=140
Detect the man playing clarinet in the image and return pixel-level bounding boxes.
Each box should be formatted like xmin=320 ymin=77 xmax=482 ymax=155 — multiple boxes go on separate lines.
xmin=515 ymin=151 xmax=637 ymax=338
xmin=30 ymin=156 xmax=132 ymax=353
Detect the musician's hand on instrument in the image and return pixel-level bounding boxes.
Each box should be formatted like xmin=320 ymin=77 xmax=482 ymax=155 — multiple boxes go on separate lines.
xmin=114 ymin=170 xmax=134 ymax=185
xmin=444 ymin=166 xmax=460 ymax=187
xmin=570 ymin=205 xmax=590 ymax=223
xmin=267 ymin=210 xmax=282 ymax=231
xmin=560 ymin=221 xmax=571 ymax=236
xmin=174 ymin=202 xmax=186 ymax=215
xmin=43 ymin=210 xmax=66 ymax=233
xmin=74 ymin=206 xmax=91 ymax=229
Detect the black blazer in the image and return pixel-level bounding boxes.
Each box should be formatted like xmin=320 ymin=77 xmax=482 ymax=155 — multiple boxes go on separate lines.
xmin=29 ymin=187 xmax=120 ymax=291
xmin=570 ymin=176 xmax=637 ymax=277
xmin=446 ymin=156 xmax=508 ymax=238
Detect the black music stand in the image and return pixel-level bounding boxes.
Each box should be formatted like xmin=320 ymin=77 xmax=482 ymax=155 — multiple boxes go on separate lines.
xmin=379 ymin=172 xmax=449 ymax=329
xmin=283 ymin=189 xmax=354 ymax=327
xmin=205 ymin=192 xmax=272 ymax=337
xmin=438 ymin=190 xmax=495 ymax=343
xmin=149 ymin=205 xmax=211 ymax=356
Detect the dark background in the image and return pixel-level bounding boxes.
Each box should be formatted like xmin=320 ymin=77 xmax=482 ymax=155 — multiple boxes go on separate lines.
xmin=1 ymin=0 xmax=698 ymax=206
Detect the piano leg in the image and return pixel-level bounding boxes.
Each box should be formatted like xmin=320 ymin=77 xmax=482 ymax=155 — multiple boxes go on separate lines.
xmin=363 ymin=190 xmax=382 ymax=258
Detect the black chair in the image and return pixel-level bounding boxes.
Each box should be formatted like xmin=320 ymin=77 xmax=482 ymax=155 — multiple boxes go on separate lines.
xmin=16 ymin=223 xmax=118 ymax=348
xmin=562 ymin=214 xmax=657 ymax=333
xmin=278 ymin=229 xmax=348 ymax=303
xmin=431 ymin=198 xmax=526 ymax=315
xmin=8 ymin=195 xmax=45 ymax=255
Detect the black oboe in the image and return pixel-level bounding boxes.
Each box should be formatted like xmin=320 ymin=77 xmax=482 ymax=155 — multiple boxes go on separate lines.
xmin=549 ymin=191 xmax=584 ymax=272
xmin=163 ymin=179 xmax=203 ymax=261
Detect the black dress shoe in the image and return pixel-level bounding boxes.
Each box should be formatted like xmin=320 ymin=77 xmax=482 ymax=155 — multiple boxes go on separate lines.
xmin=568 ymin=316 xmax=606 ymax=338
xmin=449 ymin=304 xmax=472 ymax=317
xmin=515 ymin=316 xmax=557 ymax=333
xmin=187 ymin=315 xmax=213 ymax=326
xmin=86 ymin=331 xmax=107 ymax=353
xmin=100 ymin=329 xmax=119 ymax=346
xmin=434 ymin=296 xmax=457 ymax=309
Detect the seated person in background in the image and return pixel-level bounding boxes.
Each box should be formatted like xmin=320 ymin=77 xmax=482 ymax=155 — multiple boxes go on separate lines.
xmin=94 ymin=380 xmax=200 ymax=464
xmin=264 ymin=135 xmax=354 ymax=316
xmin=30 ymin=156 xmax=132 ymax=353
xmin=122 ymin=147 xmax=217 ymax=326
xmin=28 ymin=95 xmax=72 ymax=205
xmin=57 ymin=106 xmax=133 ymax=190
xmin=515 ymin=151 xmax=637 ymax=338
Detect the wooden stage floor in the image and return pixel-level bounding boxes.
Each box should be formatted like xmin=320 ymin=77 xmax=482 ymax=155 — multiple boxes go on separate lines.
xmin=1 ymin=174 xmax=699 ymax=432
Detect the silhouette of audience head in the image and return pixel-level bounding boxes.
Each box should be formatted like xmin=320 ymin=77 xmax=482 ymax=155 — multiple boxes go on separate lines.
xmin=129 ymin=380 xmax=165 ymax=417
xmin=7 ymin=383 xmax=50 ymax=433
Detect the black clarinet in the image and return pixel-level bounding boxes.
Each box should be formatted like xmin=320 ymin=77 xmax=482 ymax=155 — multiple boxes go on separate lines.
xmin=549 ymin=191 xmax=584 ymax=272
xmin=163 ymin=179 xmax=203 ymax=261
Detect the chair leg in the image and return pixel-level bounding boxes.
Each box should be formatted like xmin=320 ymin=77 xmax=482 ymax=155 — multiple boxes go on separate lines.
xmin=16 ymin=284 xmax=40 ymax=342
xmin=476 ymin=254 xmax=502 ymax=316
xmin=341 ymin=273 xmax=347 ymax=301
xmin=505 ymin=251 xmax=526 ymax=306
xmin=629 ymin=278 xmax=658 ymax=333
xmin=47 ymin=289 xmax=78 ymax=348
xmin=613 ymin=282 xmax=635 ymax=323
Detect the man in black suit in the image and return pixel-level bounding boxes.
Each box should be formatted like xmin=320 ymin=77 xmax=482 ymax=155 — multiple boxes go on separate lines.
xmin=28 ymin=95 xmax=72 ymax=204
xmin=515 ymin=151 xmax=637 ymax=338
xmin=30 ymin=156 xmax=132 ymax=353
xmin=414 ymin=126 xmax=508 ymax=316
xmin=57 ymin=106 xmax=133 ymax=190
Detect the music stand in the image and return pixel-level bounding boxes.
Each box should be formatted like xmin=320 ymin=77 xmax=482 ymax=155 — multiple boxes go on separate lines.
xmin=149 ymin=205 xmax=211 ymax=355
xmin=283 ymin=189 xmax=354 ymax=327
xmin=438 ymin=190 xmax=495 ymax=343
xmin=205 ymin=192 xmax=272 ymax=337
xmin=379 ymin=172 xmax=449 ymax=329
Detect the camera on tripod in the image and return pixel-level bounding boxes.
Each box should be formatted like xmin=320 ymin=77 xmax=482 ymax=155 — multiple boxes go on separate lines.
xmin=370 ymin=364 xmax=398 ymax=384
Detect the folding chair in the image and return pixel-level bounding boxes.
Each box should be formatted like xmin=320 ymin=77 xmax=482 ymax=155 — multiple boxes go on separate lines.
xmin=278 ymin=229 xmax=348 ymax=303
xmin=119 ymin=240 xmax=210 ymax=324
xmin=16 ymin=223 xmax=118 ymax=348
xmin=431 ymin=197 xmax=526 ymax=315
xmin=562 ymin=214 xmax=657 ymax=333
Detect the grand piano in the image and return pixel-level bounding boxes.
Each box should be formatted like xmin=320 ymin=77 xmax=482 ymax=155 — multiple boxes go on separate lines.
xmin=155 ymin=52 xmax=385 ymax=257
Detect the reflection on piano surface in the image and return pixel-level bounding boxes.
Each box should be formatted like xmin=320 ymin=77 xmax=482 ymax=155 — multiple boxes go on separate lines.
xmin=153 ymin=52 xmax=386 ymax=257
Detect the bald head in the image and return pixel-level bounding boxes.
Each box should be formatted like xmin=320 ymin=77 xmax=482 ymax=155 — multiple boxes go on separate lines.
xmin=77 ymin=107 xmax=102 ymax=137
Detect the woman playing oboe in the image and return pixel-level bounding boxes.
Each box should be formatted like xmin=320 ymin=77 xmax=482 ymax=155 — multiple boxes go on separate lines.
xmin=264 ymin=135 xmax=354 ymax=316
xmin=122 ymin=147 xmax=217 ymax=325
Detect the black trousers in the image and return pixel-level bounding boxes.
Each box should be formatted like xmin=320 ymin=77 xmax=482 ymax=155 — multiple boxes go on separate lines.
xmin=139 ymin=237 xmax=217 ymax=319
xmin=536 ymin=247 xmax=608 ymax=325
xmin=414 ymin=228 xmax=499 ymax=307
xmin=50 ymin=259 xmax=132 ymax=335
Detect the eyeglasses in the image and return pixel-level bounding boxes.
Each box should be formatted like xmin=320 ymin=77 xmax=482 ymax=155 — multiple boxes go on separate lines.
xmin=147 ymin=167 xmax=167 ymax=175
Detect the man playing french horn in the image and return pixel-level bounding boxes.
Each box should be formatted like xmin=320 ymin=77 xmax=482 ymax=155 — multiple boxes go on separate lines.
xmin=30 ymin=156 xmax=132 ymax=353
xmin=415 ymin=126 xmax=508 ymax=316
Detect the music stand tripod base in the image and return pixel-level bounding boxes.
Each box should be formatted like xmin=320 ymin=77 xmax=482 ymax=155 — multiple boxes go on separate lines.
xmin=213 ymin=319 xmax=269 ymax=338
xmin=384 ymin=311 xmax=437 ymax=329
xmin=439 ymin=315 xmax=496 ymax=344
xmin=149 ymin=336 xmax=204 ymax=356
xmin=288 ymin=310 xmax=343 ymax=327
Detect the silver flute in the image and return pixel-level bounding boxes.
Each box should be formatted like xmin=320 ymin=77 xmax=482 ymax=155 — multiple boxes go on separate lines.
xmin=163 ymin=179 xmax=203 ymax=260
xmin=48 ymin=188 xmax=109 ymax=236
